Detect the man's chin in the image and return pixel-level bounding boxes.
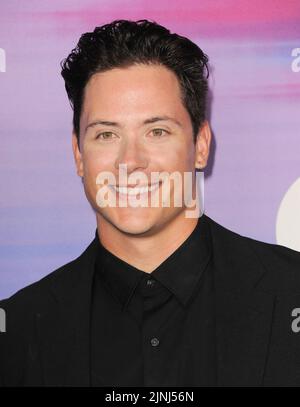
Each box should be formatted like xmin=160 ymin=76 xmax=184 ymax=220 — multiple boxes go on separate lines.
xmin=111 ymin=217 xmax=158 ymax=237
xmin=95 ymin=207 xmax=157 ymax=235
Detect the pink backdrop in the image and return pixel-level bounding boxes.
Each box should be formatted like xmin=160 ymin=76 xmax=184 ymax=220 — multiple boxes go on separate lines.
xmin=1 ymin=0 xmax=300 ymax=298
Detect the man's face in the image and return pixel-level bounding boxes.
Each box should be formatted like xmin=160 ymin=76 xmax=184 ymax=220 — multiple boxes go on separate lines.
xmin=72 ymin=64 xmax=210 ymax=236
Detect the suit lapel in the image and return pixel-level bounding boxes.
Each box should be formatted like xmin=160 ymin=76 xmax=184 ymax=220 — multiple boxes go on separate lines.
xmin=36 ymin=238 xmax=98 ymax=386
xmin=208 ymin=217 xmax=276 ymax=386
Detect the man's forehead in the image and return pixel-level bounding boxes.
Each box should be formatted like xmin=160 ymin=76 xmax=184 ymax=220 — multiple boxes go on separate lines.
xmin=85 ymin=64 xmax=181 ymax=93
xmin=80 ymin=65 xmax=188 ymax=131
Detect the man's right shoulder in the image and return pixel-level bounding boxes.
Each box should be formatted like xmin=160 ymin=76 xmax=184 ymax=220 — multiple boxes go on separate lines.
xmin=0 ymin=236 xmax=98 ymax=386
xmin=0 ymin=258 xmax=76 ymax=317
xmin=0 ymin=235 xmax=98 ymax=318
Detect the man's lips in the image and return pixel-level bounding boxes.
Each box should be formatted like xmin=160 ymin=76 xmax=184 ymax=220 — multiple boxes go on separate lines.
xmin=112 ymin=182 xmax=161 ymax=188
xmin=108 ymin=182 xmax=161 ymax=196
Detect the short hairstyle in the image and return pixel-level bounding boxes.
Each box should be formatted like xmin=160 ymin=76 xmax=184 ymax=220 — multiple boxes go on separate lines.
xmin=60 ymin=19 xmax=209 ymax=145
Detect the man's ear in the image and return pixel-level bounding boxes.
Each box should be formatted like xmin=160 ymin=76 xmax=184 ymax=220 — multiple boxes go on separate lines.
xmin=72 ymin=132 xmax=84 ymax=178
xmin=194 ymin=120 xmax=211 ymax=170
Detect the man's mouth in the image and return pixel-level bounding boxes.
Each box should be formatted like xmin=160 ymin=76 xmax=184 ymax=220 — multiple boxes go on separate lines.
xmin=109 ymin=182 xmax=161 ymax=196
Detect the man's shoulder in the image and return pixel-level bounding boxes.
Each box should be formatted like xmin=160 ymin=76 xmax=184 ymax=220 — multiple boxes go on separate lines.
xmin=0 ymin=236 xmax=97 ymax=384
xmin=0 ymin=259 xmax=73 ymax=309
xmin=0 ymin=236 xmax=97 ymax=317
xmin=0 ymin=263 xmax=71 ymax=333
xmin=205 ymin=214 xmax=300 ymax=287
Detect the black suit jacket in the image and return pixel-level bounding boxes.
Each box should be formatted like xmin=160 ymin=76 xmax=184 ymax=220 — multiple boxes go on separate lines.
xmin=1 ymin=214 xmax=300 ymax=387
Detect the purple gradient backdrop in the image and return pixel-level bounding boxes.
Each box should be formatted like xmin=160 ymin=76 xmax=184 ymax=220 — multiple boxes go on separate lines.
xmin=1 ymin=0 xmax=300 ymax=298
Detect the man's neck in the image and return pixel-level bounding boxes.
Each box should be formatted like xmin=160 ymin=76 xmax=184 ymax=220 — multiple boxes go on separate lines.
xmin=96 ymin=212 xmax=200 ymax=273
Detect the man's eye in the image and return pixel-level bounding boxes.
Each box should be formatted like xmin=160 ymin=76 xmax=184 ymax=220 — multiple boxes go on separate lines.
xmin=96 ymin=132 xmax=115 ymax=140
xmin=151 ymin=129 xmax=169 ymax=137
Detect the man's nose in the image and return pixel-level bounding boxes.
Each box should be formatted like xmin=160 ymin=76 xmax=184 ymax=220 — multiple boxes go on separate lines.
xmin=115 ymin=139 xmax=148 ymax=173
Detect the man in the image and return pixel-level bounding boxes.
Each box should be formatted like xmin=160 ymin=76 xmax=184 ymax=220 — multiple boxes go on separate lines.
xmin=1 ymin=19 xmax=300 ymax=387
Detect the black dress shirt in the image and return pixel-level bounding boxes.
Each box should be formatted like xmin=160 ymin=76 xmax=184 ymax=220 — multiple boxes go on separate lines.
xmin=90 ymin=214 xmax=216 ymax=387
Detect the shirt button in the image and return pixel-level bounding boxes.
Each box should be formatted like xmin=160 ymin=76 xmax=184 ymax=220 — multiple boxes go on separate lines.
xmin=147 ymin=278 xmax=155 ymax=287
xmin=150 ymin=337 xmax=160 ymax=347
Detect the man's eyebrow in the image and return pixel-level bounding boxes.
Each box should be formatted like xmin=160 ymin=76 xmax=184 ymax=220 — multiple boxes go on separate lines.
xmin=85 ymin=116 xmax=183 ymax=133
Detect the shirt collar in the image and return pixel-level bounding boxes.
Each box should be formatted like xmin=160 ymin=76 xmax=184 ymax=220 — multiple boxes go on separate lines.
xmin=94 ymin=213 xmax=212 ymax=309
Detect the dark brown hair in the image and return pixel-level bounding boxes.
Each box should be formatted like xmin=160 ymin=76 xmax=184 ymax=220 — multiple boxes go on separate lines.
xmin=60 ymin=19 xmax=209 ymax=144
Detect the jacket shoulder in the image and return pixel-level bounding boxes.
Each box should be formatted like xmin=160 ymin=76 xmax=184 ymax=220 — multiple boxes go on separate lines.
xmin=0 ymin=236 xmax=96 ymax=316
xmin=0 ymin=259 xmax=73 ymax=311
xmin=207 ymin=214 xmax=300 ymax=259
xmin=206 ymin=214 xmax=300 ymax=289
xmin=0 ymin=236 xmax=96 ymax=386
